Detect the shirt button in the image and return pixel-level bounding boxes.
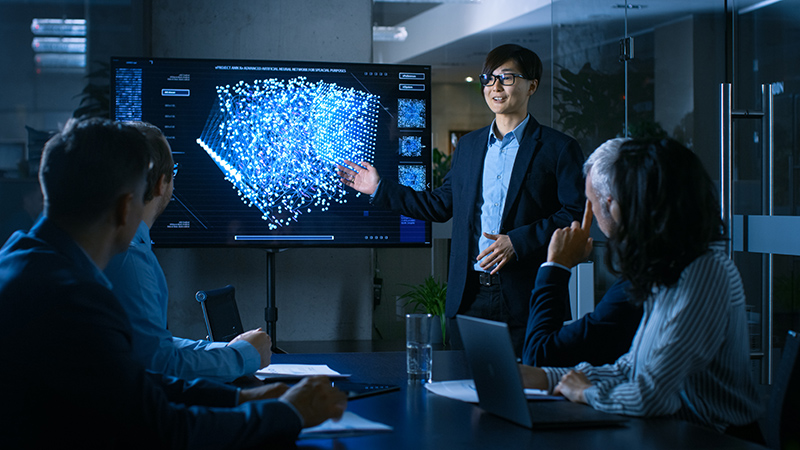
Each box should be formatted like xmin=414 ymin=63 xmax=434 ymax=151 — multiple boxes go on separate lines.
xmin=497 ymin=175 xmax=501 ymax=179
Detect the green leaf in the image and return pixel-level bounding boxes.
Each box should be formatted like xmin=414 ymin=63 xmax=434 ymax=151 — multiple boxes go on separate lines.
xmin=399 ymin=276 xmax=448 ymax=343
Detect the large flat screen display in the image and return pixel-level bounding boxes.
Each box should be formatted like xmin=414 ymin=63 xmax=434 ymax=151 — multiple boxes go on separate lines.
xmin=110 ymin=57 xmax=432 ymax=247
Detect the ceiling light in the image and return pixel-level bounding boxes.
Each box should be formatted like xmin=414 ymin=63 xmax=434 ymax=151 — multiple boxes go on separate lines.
xmin=740 ymin=0 xmax=783 ymax=14
xmin=374 ymin=0 xmax=479 ymax=3
xmin=373 ymin=26 xmax=408 ymax=42
xmin=465 ymin=76 xmax=474 ymax=83
xmin=34 ymin=53 xmax=86 ymax=69
xmin=31 ymin=18 xmax=86 ymax=36
xmin=32 ymin=37 xmax=86 ymax=53
xmin=31 ymin=18 xmax=87 ymax=72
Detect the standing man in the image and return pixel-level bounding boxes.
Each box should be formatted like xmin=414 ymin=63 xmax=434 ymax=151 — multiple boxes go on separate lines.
xmin=105 ymin=122 xmax=269 ymax=382
xmin=339 ymin=44 xmax=585 ymax=354
xmin=0 ymin=118 xmax=346 ymax=448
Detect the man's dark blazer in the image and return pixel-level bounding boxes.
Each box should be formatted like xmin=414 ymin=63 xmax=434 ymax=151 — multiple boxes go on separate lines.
xmin=0 ymin=218 xmax=302 ymax=449
xmin=375 ymin=116 xmax=585 ymax=321
xmin=523 ymin=265 xmax=643 ymax=367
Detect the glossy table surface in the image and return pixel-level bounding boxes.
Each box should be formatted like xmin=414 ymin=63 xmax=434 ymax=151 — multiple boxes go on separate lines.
xmin=270 ymin=351 xmax=765 ymax=450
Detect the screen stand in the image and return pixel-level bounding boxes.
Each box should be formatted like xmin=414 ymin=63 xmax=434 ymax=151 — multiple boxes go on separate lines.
xmin=266 ymin=249 xmax=286 ymax=353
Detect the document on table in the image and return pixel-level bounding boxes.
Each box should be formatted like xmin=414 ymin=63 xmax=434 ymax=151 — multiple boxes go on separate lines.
xmin=255 ymin=364 xmax=349 ymax=381
xmin=299 ymin=411 xmax=393 ymax=439
xmin=424 ymin=379 xmax=564 ymax=402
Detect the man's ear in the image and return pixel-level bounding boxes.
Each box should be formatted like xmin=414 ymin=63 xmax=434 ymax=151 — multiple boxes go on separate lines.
xmin=529 ymin=78 xmax=539 ymax=96
xmin=153 ymin=173 xmax=168 ymax=198
xmin=113 ymin=192 xmax=135 ymax=229
xmin=609 ymin=198 xmax=622 ymax=224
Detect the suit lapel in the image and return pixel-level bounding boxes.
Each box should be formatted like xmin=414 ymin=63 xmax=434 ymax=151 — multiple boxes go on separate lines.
xmin=461 ymin=126 xmax=491 ymax=227
xmin=502 ymin=117 xmax=542 ymax=224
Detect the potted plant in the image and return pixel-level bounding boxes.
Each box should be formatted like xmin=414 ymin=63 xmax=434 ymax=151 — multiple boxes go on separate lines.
xmin=432 ymin=147 xmax=451 ymax=189
xmin=399 ymin=276 xmax=447 ymax=346
xmin=73 ymin=61 xmax=111 ymax=119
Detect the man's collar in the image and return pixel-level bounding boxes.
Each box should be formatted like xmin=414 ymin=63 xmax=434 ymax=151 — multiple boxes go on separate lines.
xmin=489 ymin=114 xmax=531 ymax=143
xmin=32 ymin=217 xmax=113 ymax=290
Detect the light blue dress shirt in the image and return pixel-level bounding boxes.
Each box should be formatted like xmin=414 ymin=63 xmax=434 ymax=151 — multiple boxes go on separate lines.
xmin=474 ymin=115 xmax=530 ymax=272
xmin=104 ymin=221 xmax=260 ymax=382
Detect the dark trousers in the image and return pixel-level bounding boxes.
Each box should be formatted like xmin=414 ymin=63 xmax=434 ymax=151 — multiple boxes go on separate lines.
xmin=448 ymin=271 xmax=527 ymax=357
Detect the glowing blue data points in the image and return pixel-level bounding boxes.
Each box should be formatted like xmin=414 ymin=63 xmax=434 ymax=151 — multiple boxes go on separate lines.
xmin=399 ymin=135 xmax=423 ymax=157
xmin=197 ymin=77 xmax=380 ymax=228
xmin=398 ymin=165 xmax=426 ymax=191
xmin=397 ymin=98 xmax=426 ymax=129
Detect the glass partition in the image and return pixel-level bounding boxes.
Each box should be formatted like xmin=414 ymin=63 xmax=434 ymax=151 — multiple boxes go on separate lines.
xmin=551 ymin=0 xmax=800 ymax=384
xmin=731 ymin=0 xmax=800 ymax=382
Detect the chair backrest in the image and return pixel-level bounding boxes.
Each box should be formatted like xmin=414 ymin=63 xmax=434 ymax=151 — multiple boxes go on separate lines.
xmin=195 ymin=285 xmax=244 ymax=342
xmin=763 ymin=330 xmax=799 ymax=450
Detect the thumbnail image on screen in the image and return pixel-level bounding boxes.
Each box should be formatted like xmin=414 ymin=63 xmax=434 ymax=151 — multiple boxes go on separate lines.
xmin=111 ymin=57 xmax=432 ymax=248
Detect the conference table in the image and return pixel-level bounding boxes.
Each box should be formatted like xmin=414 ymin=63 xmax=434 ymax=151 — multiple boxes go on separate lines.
xmin=268 ymin=351 xmax=766 ymax=449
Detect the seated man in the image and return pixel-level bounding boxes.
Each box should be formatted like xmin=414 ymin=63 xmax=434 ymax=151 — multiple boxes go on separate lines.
xmin=522 ymin=138 xmax=642 ymax=367
xmin=104 ymin=121 xmax=268 ymax=382
xmin=521 ymin=138 xmax=761 ymax=433
xmin=0 ymin=118 xmax=346 ymax=448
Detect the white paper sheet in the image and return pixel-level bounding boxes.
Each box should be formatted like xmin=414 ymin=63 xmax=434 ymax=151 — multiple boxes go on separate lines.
xmin=424 ymin=379 xmax=562 ymax=402
xmin=299 ymin=411 xmax=393 ymax=439
xmin=255 ymin=364 xmax=349 ymax=380
xmin=424 ymin=379 xmax=480 ymax=403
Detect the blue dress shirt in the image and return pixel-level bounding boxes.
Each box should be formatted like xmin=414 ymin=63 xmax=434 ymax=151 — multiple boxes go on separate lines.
xmin=474 ymin=115 xmax=530 ymax=271
xmin=105 ymin=221 xmax=260 ymax=382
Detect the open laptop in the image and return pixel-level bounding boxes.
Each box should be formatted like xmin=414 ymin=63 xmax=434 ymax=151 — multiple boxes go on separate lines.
xmin=456 ymin=315 xmax=627 ymax=429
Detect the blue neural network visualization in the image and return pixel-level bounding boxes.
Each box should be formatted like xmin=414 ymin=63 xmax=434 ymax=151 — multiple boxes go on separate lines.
xmin=397 ymin=98 xmax=426 ymax=128
xmin=399 ymin=135 xmax=423 ymax=157
xmin=197 ymin=77 xmax=380 ymax=229
xmin=399 ymin=164 xmax=426 ymax=191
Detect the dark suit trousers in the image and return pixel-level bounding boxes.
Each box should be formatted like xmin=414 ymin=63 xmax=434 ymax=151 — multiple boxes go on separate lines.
xmin=448 ymin=270 xmax=527 ymax=357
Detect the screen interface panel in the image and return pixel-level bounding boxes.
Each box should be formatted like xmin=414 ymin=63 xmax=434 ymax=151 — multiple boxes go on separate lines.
xmin=111 ymin=57 xmax=432 ymax=247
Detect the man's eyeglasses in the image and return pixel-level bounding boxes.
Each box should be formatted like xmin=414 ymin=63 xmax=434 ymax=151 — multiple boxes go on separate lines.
xmin=479 ymin=73 xmax=527 ymax=87
xmin=172 ymin=162 xmax=180 ymax=179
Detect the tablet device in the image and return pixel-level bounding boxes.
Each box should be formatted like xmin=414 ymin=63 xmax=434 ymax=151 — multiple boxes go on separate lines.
xmin=333 ymin=381 xmax=400 ymax=400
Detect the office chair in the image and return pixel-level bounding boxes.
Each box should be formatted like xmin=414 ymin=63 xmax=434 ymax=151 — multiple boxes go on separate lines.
xmin=761 ymin=330 xmax=799 ymax=450
xmin=195 ymin=285 xmax=244 ymax=342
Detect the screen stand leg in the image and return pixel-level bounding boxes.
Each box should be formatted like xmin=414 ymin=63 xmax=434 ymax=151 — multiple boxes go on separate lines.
xmin=266 ymin=250 xmax=285 ymax=353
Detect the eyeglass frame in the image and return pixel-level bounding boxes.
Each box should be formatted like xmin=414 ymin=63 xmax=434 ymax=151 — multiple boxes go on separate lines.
xmin=479 ymin=72 xmax=528 ymax=87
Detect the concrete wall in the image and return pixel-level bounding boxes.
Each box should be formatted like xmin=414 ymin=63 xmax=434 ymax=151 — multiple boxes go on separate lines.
xmin=156 ymin=246 xmax=374 ymax=343
xmin=149 ymin=0 xmax=371 ymax=62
